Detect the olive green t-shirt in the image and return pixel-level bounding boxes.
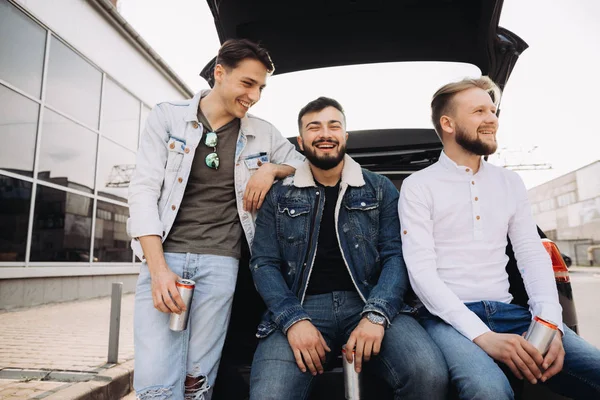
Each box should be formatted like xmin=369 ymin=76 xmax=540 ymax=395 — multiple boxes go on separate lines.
xmin=162 ymin=103 xmax=242 ymax=258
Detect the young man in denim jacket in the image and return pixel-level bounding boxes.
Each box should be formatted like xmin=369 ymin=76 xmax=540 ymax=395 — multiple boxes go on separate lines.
xmin=127 ymin=39 xmax=304 ymax=400
xmin=248 ymin=97 xmax=448 ymax=400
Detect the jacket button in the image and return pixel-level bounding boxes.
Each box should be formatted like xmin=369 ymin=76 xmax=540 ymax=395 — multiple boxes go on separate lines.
xmin=290 ymin=210 xmax=295 ymax=214
xmin=192 ymin=121 xmax=199 ymax=129
xmin=171 ymin=205 xmax=176 ymax=210
xmin=169 ymin=142 xmax=175 ymax=149
xmin=178 ymin=177 xmax=183 ymax=183
xmin=361 ymin=202 xmax=366 ymax=206
xmin=184 ymin=147 xmax=190 ymax=154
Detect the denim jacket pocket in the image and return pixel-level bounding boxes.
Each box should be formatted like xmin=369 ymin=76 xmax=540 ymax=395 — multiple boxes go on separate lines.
xmin=344 ymin=196 xmax=380 ymax=238
xmin=166 ymin=137 xmax=186 ymax=172
xmin=344 ymin=197 xmax=379 ymax=211
xmin=276 ymin=203 xmax=311 ymax=246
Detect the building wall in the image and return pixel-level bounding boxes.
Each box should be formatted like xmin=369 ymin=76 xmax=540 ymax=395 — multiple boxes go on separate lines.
xmin=529 ymin=161 xmax=600 ymax=264
xmin=13 ymin=0 xmax=187 ymax=106
xmin=0 ymin=0 xmax=190 ymax=309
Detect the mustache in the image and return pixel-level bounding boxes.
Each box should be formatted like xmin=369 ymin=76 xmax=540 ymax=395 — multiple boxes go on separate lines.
xmin=312 ymin=139 xmax=339 ymax=146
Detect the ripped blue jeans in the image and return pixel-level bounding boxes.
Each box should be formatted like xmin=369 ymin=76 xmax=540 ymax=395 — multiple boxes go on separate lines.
xmin=134 ymin=252 xmax=238 ymax=400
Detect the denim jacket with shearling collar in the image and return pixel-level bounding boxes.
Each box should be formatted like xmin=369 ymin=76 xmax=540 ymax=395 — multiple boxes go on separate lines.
xmin=250 ymin=155 xmax=409 ymax=338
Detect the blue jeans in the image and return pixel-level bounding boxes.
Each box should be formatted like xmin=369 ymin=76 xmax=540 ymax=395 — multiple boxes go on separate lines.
xmin=419 ymin=301 xmax=600 ymax=400
xmin=134 ymin=253 xmax=239 ymax=400
xmin=250 ymin=291 xmax=448 ymax=400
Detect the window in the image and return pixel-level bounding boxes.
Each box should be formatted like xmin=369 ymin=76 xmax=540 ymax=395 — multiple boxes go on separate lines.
xmin=97 ymin=138 xmax=136 ymax=203
xmin=30 ymin=185 xmax=93 ymax=262
xmin=0 ymin=84 xmax=39 ymax=176
xmin=38 ymin=108 xmax=98 ymax=193
xmin=557 ymin=192 xmax=577 ymax=208
xmin=46 ymin=36 xmax=102 ymax=129
xmin=102 ymin=78 xmax=140 ymax=150
xmin=0 ymin=0 xmax=46 ymax=98
xmin=94 ymin=201 xmax=132 ymax=262
xmin=0 ymin=175 xmax=32 ymax=261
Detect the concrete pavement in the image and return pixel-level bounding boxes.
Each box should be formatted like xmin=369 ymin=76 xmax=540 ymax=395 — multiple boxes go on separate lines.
xmin=0 ymin=293 xmax=134 ymax=399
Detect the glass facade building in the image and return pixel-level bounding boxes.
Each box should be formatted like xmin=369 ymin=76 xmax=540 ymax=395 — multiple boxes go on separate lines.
xmin=0 ymin=0 xmax=151 ymax=268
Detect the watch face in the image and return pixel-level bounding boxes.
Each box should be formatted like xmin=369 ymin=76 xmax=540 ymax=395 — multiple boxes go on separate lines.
xmin=368 ymin=313 xmax=385 ymax=325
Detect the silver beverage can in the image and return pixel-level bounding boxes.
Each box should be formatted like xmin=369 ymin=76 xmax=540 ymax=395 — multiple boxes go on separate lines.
xmin=342 ymin=345 xmax=362 ymax=400
xmin=524 ymin=316 xmax=558 ymax=356
xmin=168 ymin=279 xmax=195 ymax=332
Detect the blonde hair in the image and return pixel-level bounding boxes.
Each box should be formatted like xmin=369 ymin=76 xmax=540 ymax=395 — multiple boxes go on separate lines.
xmin=430 ymin=76 xmax=501 ymax=139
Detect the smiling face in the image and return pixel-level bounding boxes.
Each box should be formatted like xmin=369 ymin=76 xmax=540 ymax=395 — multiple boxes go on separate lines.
xmin=213 ymin=58 xmax=268 ymax=119
xmin=445 ymin=87 xmax=499 ymax=156
xmin=298 ymin=106 xmax=348 ymax=171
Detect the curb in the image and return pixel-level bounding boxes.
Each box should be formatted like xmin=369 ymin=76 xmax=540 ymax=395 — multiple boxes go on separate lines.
xmin=43 ymin=360 xmax=134 ymax=400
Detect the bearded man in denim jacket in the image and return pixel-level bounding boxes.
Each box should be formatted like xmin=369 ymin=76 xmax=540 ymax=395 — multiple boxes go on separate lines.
xmin=127 ymin=39 xmax=304 ymax=400
xmin=248 ymin=97 xmax=448 ymax=400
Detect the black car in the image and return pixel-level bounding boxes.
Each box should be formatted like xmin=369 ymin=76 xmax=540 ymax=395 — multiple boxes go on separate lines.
xmin=562 ymin=253 xmax=572 ymax=268
xmin=202 ymin=1 xmax=578 ymax=399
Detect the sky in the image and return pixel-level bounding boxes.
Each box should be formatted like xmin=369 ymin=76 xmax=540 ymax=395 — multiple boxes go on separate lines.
xmin=118 ymin=0 xmax=600 ymax=189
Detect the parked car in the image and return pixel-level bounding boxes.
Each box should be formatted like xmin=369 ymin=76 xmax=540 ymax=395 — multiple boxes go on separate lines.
xmin=562 ymin=253 xmax=573 ymax=268
xmin=201 ymin=1 xmax=579 ymax=399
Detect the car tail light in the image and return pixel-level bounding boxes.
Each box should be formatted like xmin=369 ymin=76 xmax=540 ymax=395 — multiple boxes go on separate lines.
xmin=541 ymin=239 xmax=570 ymax=283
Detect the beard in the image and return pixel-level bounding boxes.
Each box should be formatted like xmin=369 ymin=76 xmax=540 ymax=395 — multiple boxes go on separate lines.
xmin=303 ymin=140 xmax=347 ymax=170
xmin=455 ymin=125 xmax=497 ymax=156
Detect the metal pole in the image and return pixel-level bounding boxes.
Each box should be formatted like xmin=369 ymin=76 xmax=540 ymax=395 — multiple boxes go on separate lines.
xmin=108 ymin=282 xmax=123 ymax=364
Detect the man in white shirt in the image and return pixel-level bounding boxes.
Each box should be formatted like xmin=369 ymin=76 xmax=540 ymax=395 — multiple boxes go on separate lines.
xmin=398 ymin=76 xmax=600 ymax=399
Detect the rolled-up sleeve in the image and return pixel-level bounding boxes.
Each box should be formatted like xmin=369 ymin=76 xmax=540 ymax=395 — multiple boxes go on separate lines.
xmin=127 ymin=104 xmax=169 ymax=239
xmin=269 ymin=125 xmax=304 ymax=169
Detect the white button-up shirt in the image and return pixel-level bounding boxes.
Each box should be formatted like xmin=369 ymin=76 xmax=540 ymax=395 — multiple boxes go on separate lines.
xmin=398 ymin=151 xmax=562 ymax=341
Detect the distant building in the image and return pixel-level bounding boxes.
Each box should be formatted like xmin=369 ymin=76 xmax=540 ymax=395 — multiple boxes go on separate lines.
xmin=528 ymin=160 xmax=600 ymax=265
xmin=0 ymin=0 xmax=194 ymax=309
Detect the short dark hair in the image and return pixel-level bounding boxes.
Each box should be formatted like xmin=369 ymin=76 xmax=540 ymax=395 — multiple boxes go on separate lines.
xmin=297 ymin=96 xmax=346 ymax=133
xmin=216 ymin=38 xmax=274 ymax=74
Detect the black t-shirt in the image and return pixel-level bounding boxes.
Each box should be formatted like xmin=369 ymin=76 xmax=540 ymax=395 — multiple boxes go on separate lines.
xmin=306 ymin=181 xmax=357 ymax=295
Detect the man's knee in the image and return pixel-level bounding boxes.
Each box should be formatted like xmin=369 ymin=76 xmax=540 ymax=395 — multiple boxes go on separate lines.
xmin=458 ymin=376 xmax=513 ymax=400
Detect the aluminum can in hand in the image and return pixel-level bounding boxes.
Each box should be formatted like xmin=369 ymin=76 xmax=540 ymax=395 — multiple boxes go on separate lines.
xmin=524 ymin=316 xmax=558 ymax=356
xmin=342 ymin=345 xmax=362 ymax=400
xmin=168 ymin=279 xmax=195 ymax=331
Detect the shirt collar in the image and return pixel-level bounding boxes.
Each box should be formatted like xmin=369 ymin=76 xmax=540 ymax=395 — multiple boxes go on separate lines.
xmin=293 ymin=154 xmax=365 ymax=188
xmin=438 ymin=150 xmax=486 ymax=176
xmin=186 ymin=89 xmax=253 ymax=136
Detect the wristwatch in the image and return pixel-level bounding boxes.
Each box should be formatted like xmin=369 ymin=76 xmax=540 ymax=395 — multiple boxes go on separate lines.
xmin=365 ymin=312 xmax=387 ymax=328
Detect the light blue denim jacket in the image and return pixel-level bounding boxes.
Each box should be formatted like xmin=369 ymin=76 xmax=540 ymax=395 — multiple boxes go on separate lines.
xmin=126 ymin=90 xmax=305 ymax=259
xmin=250 ymin=155 xmax=409 ymax=338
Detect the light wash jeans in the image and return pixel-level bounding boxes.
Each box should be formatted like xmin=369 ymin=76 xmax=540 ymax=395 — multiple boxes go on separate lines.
xmin=249 ymin=291 xmax=449 ymax=400
xmin=419 ymin=301 xmax=600 ymax=400
xmin=134 ymin=252 xmax=239 ymax=400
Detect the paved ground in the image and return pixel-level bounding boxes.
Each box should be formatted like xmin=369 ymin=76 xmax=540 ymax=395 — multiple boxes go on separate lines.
xmin=0 ymin=294 xmax=134 ymax=399
xmin=568 ymin=266 xmax=600 ymax=349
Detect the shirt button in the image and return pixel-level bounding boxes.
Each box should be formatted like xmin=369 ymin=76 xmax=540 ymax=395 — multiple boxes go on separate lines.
xmin=475 ymin=196 xmax=479 ymax=201
xmin=178 ymin=177 xmax=183 ymax=183
xmin=169 ymin=142 xmax=175 ymax=149
xmin=471 ymin=181 xmax=475 ymax=185
xmin=192 ymin=121 xmax=199 ymax=129
xmin=476 ymin=215 xmax=481 ymax=220
xmin=466 ymin=168 xmax=470 ymax=172
xmin=171 ymin=205 xmax=176 ymax=211
xmin=184 ymin=147 xmax=190 ymax=154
